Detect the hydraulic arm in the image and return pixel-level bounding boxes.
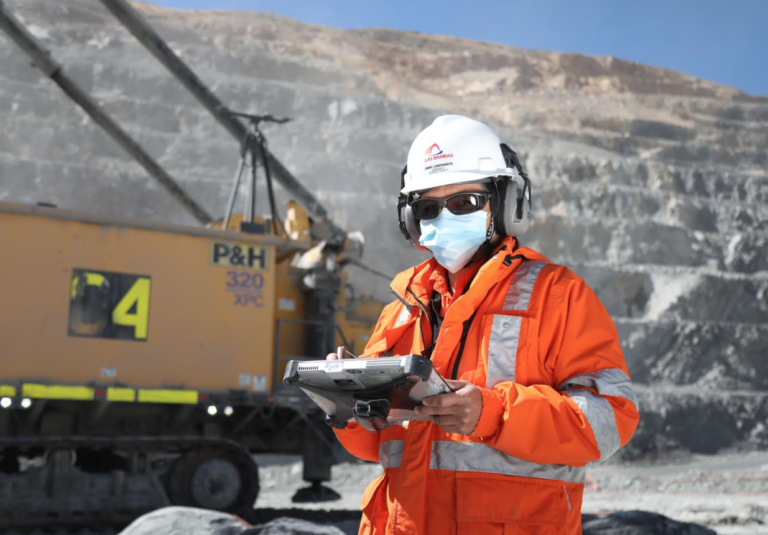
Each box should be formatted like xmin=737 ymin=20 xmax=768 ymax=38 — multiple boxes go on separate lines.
xmin=98 ymin=0 xmax=345 ymax=245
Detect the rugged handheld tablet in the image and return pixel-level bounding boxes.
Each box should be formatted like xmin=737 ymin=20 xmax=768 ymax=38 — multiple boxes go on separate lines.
xmin=283 ymin=355 xmax=452 ymax=430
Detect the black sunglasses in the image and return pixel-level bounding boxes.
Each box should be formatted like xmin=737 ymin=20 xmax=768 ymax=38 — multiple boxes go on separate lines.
xmin=410 ymin=192 xmax=490 ymax=220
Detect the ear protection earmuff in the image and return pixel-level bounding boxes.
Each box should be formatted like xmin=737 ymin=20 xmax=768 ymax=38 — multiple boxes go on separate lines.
xmin=397 ymin=145 xmax=533 ymax=245
xmin=397 ymin=165 xmax=421 ymax=246
xmin=495 ymin=143 xmax=532 ymax=238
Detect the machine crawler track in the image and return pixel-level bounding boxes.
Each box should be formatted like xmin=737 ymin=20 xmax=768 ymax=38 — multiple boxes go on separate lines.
xmin=0 ymin=436 xmax=259 ymax=530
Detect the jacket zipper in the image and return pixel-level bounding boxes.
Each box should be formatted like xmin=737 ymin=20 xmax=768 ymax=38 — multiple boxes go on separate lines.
xmin=451 ymin=310 xmax=478 ymax=379
xmin=406 ymin=288 xmax=437 ymax=358
xmin=405 ymin=287 xmax=430 ymax=317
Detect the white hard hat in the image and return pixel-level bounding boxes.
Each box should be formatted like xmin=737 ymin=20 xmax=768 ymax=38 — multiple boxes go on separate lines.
xmin=401 ymin=115 xmax=514 ymax=194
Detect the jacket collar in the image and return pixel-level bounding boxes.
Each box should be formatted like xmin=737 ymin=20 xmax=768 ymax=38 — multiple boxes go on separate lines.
xmin=389 ymin=237 xmax=542 ymax=311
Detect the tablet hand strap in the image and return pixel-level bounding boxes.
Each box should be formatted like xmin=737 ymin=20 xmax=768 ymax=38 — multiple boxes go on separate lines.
xmin=353 ymin=399 xmax=391 ymax=432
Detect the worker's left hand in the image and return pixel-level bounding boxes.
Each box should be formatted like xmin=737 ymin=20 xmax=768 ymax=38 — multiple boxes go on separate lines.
xmin=415 ymin=380 xmax=483 ymax=435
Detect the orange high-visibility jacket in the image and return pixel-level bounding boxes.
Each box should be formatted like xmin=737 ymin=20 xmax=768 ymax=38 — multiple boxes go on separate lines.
xmin=334 ymin=237 xmax=640 ymax=535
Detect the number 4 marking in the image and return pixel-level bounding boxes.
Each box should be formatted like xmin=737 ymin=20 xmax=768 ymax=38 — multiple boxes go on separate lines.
xmin=112 ymin=278 xmax=151 ymax=339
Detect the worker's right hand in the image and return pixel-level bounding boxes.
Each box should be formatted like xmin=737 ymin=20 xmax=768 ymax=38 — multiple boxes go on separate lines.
xmin=326 ymin=353 xmax=338 ymax=360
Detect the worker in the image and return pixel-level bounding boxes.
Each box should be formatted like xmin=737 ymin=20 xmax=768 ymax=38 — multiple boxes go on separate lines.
xmin=328 ymin=115 xmax=640 ymax=535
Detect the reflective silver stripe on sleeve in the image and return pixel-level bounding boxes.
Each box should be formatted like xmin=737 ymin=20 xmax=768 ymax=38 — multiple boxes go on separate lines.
xmin=430 ymin=441 xmax=586 ymax=484
xmin=502 ymin=260 xmax=546 ymax=311
xmin=486 ymin=315 xmax=522 ymax=387
xmin=559 ymin=368 xmax=638 ymax=408
xmin=379 ymin=440 xmax=404 ymax=469
xmin=564 ymin=387 xmax=622 ymax=461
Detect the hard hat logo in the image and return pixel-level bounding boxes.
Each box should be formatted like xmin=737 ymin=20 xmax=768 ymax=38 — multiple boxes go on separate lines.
xmin=424 ymin=143 xmax=453 ymax=163
xmin=425 ymin=143 xmax=443 ymax=155
xmin=425 ymin=144 xmax=442 ymax=156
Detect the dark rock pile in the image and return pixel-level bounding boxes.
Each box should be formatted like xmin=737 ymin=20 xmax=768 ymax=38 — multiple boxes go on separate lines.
xmin=119 ymin=507 xmax=720 ymax=535
xmin=582 ymin=511 xmax=717 ymax=535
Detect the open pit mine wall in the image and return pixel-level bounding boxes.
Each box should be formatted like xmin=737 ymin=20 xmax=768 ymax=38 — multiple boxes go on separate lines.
xmin=1 ymin=0 xmax=767 ymax=458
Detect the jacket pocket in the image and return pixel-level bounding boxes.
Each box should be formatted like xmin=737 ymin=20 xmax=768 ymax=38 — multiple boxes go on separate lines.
xmin=456 ymin=472 xmax=568 ymax=534
xmin=359 ymin=474 xmax=387 ymax=535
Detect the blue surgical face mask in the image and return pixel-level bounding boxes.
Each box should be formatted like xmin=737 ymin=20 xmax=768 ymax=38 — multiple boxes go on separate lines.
xmin=418 ymin=209 xmax=489 ymax=273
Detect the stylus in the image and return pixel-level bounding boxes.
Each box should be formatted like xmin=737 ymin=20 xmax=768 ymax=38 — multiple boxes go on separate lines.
xmin=337 ymin=345 xmax=358 ymax=359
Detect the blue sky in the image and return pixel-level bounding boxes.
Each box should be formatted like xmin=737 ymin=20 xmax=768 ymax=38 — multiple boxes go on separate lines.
xmin=150 ymin=0 xmax=768 ymax=97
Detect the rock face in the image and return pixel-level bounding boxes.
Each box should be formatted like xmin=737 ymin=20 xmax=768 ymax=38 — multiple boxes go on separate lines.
xmin=1 ymin=0 xmax=766 ymax=456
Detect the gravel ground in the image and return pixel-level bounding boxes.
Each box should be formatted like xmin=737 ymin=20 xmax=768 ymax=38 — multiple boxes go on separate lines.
xmin=254 ymin=454 xmax=383 ymax=511
xmin=584 ymin=451 xmax=768 ymax=535
xmin=254 ymin=451 xmax=768 ymax=535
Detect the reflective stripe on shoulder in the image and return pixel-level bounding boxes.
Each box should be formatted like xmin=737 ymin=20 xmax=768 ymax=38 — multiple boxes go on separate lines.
xmin=379 ymin=439 xmax=585 ymax=484
xmin=0 ymin=386 xmax=17 ymax=397
xmin=487 ymin=315 xmax=522 ymax=387
xmin=502 ymin=260 xmax=546 ymax=311
xmin=559 ymin=368 xmax=638 ymax=408
xmin=486 ymin=260 xmax=547 ymax=388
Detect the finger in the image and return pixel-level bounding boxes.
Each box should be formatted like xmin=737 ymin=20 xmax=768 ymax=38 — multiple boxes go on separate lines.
xmin=422 ymin=392 xmax=463 ymax=408
xmin=447 ymin=381 xmax=479 ymax=399
xmin=444 ymin=426 xmax=473 ymax=435
xmin=445 ymin=379 xmax=470 ymax=391
xmin=432 ymin=415 xmax=460 ymax=427
xmin=326 ymin=353 xmax=338 ymax=360
xmin=439 ymin=422 xmax=468 ymax=434
xmin=415 ymin=404 xmax=457 ymax=417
